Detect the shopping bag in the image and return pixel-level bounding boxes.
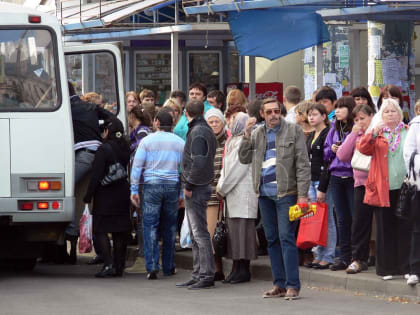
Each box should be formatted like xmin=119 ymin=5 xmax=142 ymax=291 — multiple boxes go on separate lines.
xmin=296 ymin=202 xmax=328 ymax=250
xmin=78 ymin=204 xmax=93 ymax=253
xmin=180 ymin=215 xmax=192 ymax=248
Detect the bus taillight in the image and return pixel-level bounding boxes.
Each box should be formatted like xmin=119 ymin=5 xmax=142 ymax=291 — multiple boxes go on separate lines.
xmin=37 ymin=202 xmax=49 ymax=210
xmin=20 ymin=202 xmax=34 ymax=211
xmin=38 ymin=181 xmax=50 ymax=190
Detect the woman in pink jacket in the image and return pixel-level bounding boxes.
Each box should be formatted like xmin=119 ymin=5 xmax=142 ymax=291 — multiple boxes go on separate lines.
xmin=337 ymin=105 xmax=374 ymax=274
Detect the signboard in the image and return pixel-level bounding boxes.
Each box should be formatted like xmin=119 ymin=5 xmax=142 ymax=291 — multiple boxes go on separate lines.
xmin=242 ymin=82 xmax=283 ymax=102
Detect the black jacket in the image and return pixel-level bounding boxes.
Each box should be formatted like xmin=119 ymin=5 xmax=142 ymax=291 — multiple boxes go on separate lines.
xmin=181 ymin=116 xmax=217 ymax=190
xmin=306 ymin=127 xmax=330 ymax=192
xmin=83 ymin=140 xmax=130 ymax=216
xmin=70 ymin=96 xmax=114 ymax=144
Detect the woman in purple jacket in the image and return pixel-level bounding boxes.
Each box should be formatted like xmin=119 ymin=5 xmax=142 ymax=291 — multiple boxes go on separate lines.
xmin=324 ymin=96 xmax=355 ymax=271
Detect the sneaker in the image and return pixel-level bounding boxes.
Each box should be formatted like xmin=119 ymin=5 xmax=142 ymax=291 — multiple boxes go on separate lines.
xmin=284 ymin=288 xmax=300 ymax=300
xmin=187 ymin=280 xmax=215 ymax=290
xmin=382 ymin=275 xmax=393 ymax=281
xmin=407 ymin=274 xmax=419 ymax=285
xmin=147 ymin=271 xmax=157 ymax=280
xmin=330 ymin=260 xmax=348 ymax=271
xmin=176 ymin=279 xmax=198 ymax=288
xmin=346 ymin=261 xmax=362 ymax=274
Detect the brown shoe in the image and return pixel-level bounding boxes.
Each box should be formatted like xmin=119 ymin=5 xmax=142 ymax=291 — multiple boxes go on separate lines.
xmin=284 ymin=288 xmax=300 ymax=300
xmin=263 ymin=286 xmax=286 ymax=298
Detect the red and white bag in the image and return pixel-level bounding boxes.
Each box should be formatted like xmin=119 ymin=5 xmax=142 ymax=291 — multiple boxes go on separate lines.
xmin=78 ymin=204 xmax=93 ymax=253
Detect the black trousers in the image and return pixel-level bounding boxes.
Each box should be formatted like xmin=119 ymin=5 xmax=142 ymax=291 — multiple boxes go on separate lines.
xmin=351 ymin=186 xmax=374 ymax=262
xmin=410 ymin=214 xmax=420 ymax=276
xmin=96 ymin=232 xmax=128 ymax=271
xmin=375 ymin=189 xmax=412 ymax=276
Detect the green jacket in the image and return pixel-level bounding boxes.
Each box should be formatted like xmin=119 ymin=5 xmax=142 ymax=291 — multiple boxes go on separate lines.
xmin=238 ymin=119 xmax=311 ymax=198
xmin=174 ymin=100 xmax=213 ymax=140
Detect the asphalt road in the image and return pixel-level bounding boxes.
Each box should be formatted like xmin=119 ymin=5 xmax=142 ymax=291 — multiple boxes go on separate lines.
xmin=0 ymin=260 xmax=419 ymax=315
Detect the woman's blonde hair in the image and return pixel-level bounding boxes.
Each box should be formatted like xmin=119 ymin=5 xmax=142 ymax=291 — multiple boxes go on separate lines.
xmin=380 ymin=98 xmax=404 ymax=122
xmin=82 ymin=92 xmax=102 ymax=104
xmin=295 ymin=100 xmax=313 ymax=123
xmin=415 ymin=99 xmax=420 ymax=114
xmin=126 ymin=91 xmax=140 ymax=103
xmin=163 ymin=98 xmax=182 ymax=124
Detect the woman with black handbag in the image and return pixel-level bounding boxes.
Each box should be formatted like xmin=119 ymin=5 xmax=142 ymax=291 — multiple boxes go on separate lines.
xmin=216 ymin=113 xmax=258 ymax=284
xmin=358 ymin=99 xmax=412 ymax=280
xmin=403 ymin=114 xmax=420 ymax=285
xmin=83 ymin=117 xmax=131 ymax=278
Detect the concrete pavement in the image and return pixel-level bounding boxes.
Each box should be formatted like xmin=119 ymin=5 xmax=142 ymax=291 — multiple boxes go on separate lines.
xmin=0 ymin=259 xmax=419 ymax=315
xmin=173 ymin=250 xmax=420 ymax=301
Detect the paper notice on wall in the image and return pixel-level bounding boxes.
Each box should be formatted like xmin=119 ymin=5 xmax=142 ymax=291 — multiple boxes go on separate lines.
xmin=304 ymin=48 xmax=313 ymax=64
xmin=338 ymin=45 xmax=350 ymax=68
xmin=369 ymin=85 xmax=380 ymax=98
xmin=324 ymin=72 xmax=336 ymax=85
xmin=304 ymin=64 xmax=310 ymax=75
xmin=374 ymin=60 xmax=384 ymax=85
xmin=370 ymin=35 xmax=381 ymax=59
xmin=368 ymin=61 xmax=375 ymax=85
xmin=331 ymin=83 xmax=343 ymax=99
xmin=304 ymin=75 xmax=315 ymax=100
xmin=399 ymin=56 xmax=408 ymax=81
xmin=382 ymin=58 xmax=402 ymax=86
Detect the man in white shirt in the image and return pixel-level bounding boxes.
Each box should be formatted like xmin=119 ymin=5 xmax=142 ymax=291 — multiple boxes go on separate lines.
xmin=284 ymin=86 xmax=302 ymax=123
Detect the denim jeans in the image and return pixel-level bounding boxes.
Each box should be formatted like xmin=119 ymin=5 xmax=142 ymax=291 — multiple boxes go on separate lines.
xmin=309 ymin=181 xmax=337 ymax=264
xmin=142 ymin=182 xmax=179 ymax=275
xmin=185 ymin=185 xmax=214 ymax=282
xmin=259 ymin=194 xmax=300 ymax=290
xmin=329 ymin=175 xmax=354 ymax=264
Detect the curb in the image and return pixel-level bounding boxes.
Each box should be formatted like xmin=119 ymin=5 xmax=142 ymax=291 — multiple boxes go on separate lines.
xmin=174 ymin=250 xmax=420 ymax=300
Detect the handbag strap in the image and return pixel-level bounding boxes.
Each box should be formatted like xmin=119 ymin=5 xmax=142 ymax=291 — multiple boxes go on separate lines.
xmin=409 ymin=151 xmax=417 ymax=181
xmin=218 ymin=200 xmax=225 ymax=222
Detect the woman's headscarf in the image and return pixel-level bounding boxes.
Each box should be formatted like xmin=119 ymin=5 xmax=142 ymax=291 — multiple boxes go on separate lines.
xmin=205 ymin=108 xmax=225 ymax=125
xmin=231 ymin=112 xmax=249 ymax=136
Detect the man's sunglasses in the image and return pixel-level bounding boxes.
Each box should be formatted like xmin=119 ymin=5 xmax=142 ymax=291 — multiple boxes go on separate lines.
xmin=264 ymin=109 xmax=281 ymax=115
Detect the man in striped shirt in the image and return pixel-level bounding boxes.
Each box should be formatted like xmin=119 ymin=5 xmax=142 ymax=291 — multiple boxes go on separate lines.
xmin=130 ymin=111 xmax=185 ymax=280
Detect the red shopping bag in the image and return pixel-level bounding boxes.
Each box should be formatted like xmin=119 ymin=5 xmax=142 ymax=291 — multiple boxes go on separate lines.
xmin=296 ymin=202 xmax=328 ymax=250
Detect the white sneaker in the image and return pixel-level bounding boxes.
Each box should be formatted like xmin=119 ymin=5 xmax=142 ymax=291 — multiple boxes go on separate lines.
xmin=407 ymin=274 xmax=419 ymax=285
xmin=382 ymin=275 xmax=393 ymax=280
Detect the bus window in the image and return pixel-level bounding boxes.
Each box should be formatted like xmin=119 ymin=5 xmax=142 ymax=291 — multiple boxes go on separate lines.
xmin=0 ymin=28 xmax=59 ymax=111
xmin=65 ymin=51 xmax=119 ymax=115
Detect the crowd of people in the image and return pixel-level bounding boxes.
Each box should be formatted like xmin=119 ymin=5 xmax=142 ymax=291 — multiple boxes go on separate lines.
xmin=67 ymin=80 xmax=420 ymax=300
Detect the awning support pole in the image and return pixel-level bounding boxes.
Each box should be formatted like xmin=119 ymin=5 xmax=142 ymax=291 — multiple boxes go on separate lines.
xmin=249 ymin=56 xmax=256 ymax=100
xmin=171 ymin=32 xmax=179 ymax=91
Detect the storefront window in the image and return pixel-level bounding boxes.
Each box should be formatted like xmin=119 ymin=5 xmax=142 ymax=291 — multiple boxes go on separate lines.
xmin=188 ymin=52 xmax=221 ymax=91
xmin=135 ymin=52 xmax=171 ymax=105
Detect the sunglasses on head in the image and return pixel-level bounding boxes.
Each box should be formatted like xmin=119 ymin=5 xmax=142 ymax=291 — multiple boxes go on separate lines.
xmin=264 ymin=109 xmax=281 ymax=115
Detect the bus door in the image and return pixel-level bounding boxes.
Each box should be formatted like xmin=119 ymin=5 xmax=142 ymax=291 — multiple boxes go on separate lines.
xmin=63 ymin=43 xmax=127 ymax=126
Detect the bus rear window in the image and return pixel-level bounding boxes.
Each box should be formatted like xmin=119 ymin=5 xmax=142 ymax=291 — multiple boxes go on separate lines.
xmin=0 ymin=28 xmax=59 ymax=111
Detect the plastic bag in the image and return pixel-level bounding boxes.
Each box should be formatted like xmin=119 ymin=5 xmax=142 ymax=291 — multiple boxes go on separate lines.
xmin=180 ymin=215 xmax=192 ymax=248
xmin=297 ymin=202 xmax=328 ymax=249
xmin=79 ymin=204 xmax=93 ymax=253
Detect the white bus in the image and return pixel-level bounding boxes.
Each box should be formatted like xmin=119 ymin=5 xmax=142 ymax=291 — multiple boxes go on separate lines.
xmin=0 ymin=3 xmax=126 ymax=269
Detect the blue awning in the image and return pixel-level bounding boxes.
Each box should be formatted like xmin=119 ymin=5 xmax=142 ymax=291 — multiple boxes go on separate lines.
xmin=228 ymin=8 xmax=330 ymax=60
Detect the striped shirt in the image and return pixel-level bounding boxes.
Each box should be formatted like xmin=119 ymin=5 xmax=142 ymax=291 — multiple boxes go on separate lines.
xmin=208 ymin=131 xmax=227 ymax=206
xmin=260 ymin=125 xmax=280 ymax=197
xmin=130 ymin=131 xmax=185 ymax=194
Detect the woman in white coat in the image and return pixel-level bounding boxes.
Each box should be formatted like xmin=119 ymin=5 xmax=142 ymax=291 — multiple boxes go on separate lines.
xmin=217 ymin=112 xmax=258 ymax=284
xmin=403 ymin=114 xmax=420 ymax=285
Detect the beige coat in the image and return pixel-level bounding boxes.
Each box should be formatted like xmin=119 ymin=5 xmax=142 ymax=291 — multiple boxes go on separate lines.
xmin=217 ymin=135 xmax=258 ymax=219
